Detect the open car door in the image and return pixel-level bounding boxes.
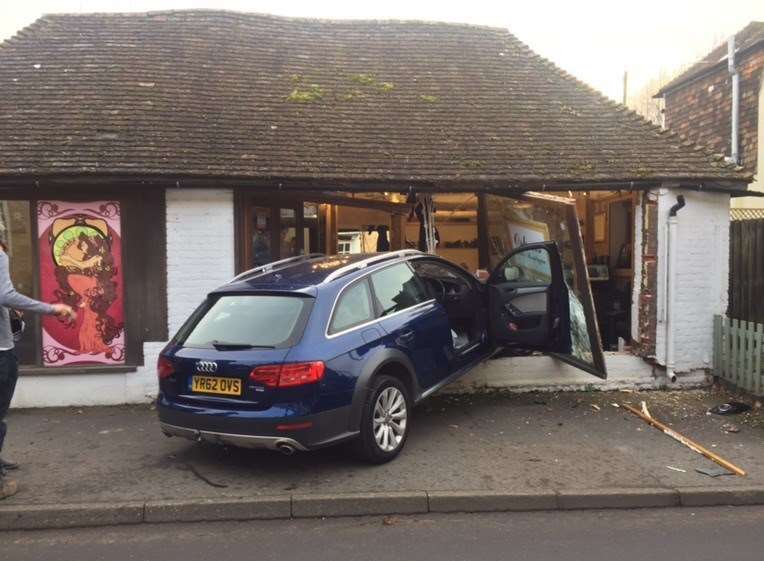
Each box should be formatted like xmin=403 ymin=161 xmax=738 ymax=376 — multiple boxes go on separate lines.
xmin=484 ymin=192 xmax=607 ymax=379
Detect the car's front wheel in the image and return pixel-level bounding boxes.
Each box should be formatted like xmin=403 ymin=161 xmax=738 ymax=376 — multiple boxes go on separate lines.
xmin=353 ymin=375 xmax=410 ymax=464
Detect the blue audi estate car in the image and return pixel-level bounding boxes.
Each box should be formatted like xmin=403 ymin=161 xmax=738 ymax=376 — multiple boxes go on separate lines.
xmin=157 ymin=245 xmax=604 ymax=463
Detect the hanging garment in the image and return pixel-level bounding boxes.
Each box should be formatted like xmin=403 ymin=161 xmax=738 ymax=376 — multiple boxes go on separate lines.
xmin=376 ymin=225 xmax=390 ymax=251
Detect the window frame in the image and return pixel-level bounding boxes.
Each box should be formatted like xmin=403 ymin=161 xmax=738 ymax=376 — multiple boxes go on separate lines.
xmin=408 ymin=256 xmax=480 ymax=298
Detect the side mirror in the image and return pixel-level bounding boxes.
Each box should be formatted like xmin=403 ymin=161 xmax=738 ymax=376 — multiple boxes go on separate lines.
xmin=504 ymin=265 xmax=521 ymax=282
xmin=474 ymin=269 xmax=490 ymax=282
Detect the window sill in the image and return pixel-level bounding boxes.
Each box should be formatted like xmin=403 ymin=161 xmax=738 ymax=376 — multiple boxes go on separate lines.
xmin=19 ymin=365 xmax=138 ymax=377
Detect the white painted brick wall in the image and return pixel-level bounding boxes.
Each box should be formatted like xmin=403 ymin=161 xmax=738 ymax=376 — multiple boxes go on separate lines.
xmin=12 ymin=189 xmax=235 ymax=408
xmin=166 ymin=189 xmax=236 ymax=335
xmin=655 ymin=189 xmax=729 ymax=373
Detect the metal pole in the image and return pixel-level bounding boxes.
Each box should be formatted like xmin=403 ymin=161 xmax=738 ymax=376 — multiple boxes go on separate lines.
xmin=622 ymin=71 xmax=628 ymax=105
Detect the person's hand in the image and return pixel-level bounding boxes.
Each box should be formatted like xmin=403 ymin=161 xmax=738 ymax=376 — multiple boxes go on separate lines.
xmin=52 ymin=303 xmax=77 ymax=322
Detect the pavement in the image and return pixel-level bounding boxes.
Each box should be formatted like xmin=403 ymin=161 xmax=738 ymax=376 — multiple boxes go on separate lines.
xmin=2 ymin=506 xmax=764 ymax=561
xmin=1 ymin=386 xmax=763 ymax=530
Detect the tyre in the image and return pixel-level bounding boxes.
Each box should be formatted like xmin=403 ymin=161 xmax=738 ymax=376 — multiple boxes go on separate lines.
xmin=353 ymin=375 xmax=411 ymax=464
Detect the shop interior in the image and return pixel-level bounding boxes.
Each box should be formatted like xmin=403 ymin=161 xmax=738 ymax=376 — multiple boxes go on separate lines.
xmin=237 ymin=189 xmax=634 ymax=350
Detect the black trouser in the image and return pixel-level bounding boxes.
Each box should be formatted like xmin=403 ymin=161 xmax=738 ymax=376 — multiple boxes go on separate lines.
xmin=0 ymin=350 xmax=18 ymax=456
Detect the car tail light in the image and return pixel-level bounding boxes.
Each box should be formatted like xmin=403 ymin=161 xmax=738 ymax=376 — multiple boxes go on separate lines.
xmin=279 ymin=361 xmax=325 ymax=387
xmin=157 ymin=356 xmax=175 ymax=380
xmin=248 ymin=364 xmax=281 ymax=388
xmin=249 ymin=361 xmax=325 ymax=388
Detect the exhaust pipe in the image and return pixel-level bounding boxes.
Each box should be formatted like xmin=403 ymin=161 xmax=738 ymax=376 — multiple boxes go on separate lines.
xmin=276 ymin=442 xmax=296 ymax=456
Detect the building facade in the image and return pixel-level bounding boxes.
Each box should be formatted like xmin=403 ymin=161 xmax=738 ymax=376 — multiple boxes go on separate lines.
xmin=0 ymin=11 xmax=752 ymax=407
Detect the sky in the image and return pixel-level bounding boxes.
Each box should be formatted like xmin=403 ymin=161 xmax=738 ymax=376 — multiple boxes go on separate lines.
xmin=1 ymin=0 xmax=763 ymax=101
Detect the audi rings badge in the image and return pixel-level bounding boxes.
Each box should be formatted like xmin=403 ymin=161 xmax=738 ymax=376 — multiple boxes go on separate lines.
xmin=196 ymin=360 xmax=218 ymax=374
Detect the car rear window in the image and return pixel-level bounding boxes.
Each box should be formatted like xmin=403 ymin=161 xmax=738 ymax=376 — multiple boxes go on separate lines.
xmin=181 ymin=295 xmax=311 ymax=349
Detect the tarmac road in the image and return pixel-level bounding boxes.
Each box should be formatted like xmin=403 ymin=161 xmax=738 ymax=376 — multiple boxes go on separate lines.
xmin=1 ymin=506 xmax=762 ymax=561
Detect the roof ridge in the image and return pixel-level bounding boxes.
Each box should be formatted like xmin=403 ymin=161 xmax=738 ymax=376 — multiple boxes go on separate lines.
xmin=40 ymin=9 xmax=511 ymax=33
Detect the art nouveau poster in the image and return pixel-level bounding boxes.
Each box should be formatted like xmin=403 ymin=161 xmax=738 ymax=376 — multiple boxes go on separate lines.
xmin=38 ymin=201 xmax=125 ymax=366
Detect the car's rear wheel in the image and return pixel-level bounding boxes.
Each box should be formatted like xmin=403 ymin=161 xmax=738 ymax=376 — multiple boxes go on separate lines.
xmin=353 ymin=375 xmax=410 ymax=464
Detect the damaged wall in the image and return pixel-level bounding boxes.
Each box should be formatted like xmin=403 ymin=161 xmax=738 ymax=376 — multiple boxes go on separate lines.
xmin=635 ymin=191 xmax=659 ymax=357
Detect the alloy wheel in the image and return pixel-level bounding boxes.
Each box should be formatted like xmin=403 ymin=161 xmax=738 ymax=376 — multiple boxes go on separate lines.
xmin=372 ymin=386 xmax=407 ymax=452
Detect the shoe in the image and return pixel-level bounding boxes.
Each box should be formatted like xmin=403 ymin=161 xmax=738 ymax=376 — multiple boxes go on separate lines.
xmin=0 ymin=477 xmax=18 ymax=500
xmin=0 ymin=458 xmax=18 ymax=471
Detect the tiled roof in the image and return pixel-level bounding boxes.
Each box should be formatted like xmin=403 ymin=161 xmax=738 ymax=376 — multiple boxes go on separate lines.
xmin=0 ymin=11 xmax=749 ymax=187
xmin=656 ymin=21 xmax=764 ymax=97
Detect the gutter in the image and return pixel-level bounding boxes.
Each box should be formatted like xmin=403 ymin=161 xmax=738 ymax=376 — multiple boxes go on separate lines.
xmin=665 ymin=194 xmax=686 ymax=384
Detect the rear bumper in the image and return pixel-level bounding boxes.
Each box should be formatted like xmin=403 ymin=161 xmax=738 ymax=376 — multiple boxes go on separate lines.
xmin=156 ymin=394 xmax=357 ymax=450
xmin=159 ymin=422 xmax=309 ymax=452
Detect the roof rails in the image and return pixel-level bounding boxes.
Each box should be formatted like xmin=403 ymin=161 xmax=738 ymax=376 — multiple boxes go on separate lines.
xmin=229 ymin=253 xmax=325 ymax=283
xmin=322 ymin=250 xmax=423 ymax=284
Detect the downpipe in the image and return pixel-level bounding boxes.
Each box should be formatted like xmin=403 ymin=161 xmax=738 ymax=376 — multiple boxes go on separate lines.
xmin=665 ymin=195 xmax=685 ymax=384
xmin=727 ymin=36 xmax=740 ymax=164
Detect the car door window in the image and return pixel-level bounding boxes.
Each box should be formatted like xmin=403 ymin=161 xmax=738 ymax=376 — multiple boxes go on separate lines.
xmin=370 ymin=263 xmax=428 ymax=316
xmin=411 ymin=259 xmax=473 ymax=287
xmin=329 ymin=279 xmax=375 ymax=335
xmin=498 ymin=247 xmax=552 ymax=284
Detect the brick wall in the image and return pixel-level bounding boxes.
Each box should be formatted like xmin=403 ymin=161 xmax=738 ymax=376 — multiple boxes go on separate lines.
xmin=663 ymin=47 xmax=763 ymax=174
xmin=634 ymin=191 xmax=659 ymax=357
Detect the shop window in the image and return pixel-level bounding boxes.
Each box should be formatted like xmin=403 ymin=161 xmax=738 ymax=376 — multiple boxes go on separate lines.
xmin=242 ymin=200 xmax=328 ymax=268
xmin=251 ymin=206 xmax=273 ymax=267
xmin=302 ymin=202 xmax=325 ymax=255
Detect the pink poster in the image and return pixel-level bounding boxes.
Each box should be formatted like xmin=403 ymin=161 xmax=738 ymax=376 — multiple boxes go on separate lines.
xmin=37 ymin=201 xmax=125 ymax=366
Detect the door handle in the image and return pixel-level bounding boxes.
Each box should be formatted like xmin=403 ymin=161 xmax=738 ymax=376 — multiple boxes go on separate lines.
xmin=397 ymin=329 xmax=415 ymax=343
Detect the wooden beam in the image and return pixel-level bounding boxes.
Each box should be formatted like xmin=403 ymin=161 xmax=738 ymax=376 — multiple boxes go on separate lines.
xmin=622 ymin=403 xmax=746 ymax=476
xmin=390 ymin=214 xmax=405 ymax=250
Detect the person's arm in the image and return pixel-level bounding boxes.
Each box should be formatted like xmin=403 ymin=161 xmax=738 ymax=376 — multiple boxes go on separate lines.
xmin=0 ymin=251 xmax=55 ymax=314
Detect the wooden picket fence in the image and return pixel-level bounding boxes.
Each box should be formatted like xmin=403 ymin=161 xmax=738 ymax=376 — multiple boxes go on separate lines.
xmin=713 ymin=315 xmax=764 ymax=396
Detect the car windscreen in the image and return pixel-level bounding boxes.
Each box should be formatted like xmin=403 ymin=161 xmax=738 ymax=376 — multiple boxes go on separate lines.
xmin=180 ymin=294 xmax=312 ymax=349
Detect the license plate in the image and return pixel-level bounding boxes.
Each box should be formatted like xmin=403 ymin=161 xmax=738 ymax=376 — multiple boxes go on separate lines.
xmin=192 ymin=376 xmax=242 ymax=396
